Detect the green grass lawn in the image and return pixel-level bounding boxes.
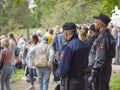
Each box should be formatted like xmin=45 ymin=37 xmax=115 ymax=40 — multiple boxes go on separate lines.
xmin=13 ymin=69 xmax=120 ymax=90
xmin=110 ymin=72 xmax=120 ymax=90
xmin=13 ymin=69 xmax=24 ymax=82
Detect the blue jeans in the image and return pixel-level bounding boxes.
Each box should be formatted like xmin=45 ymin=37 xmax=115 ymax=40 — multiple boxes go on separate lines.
xmin=36 ymin=68 xmax=51 ymax=90
xmin=28 ymin=68 xmax=37 ymax=85
xmin=0 ymin=64 xmax=12 ymax=90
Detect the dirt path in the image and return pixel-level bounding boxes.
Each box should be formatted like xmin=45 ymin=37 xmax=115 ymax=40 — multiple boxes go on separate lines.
xmin=10 ymin=75 xmax=57 ymax=90
xmin=10 ymin=65 xmax=120 ymax=90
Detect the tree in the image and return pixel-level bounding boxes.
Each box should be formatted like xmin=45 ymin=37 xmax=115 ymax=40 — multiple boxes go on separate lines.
xmin=1 ymin=0 xmax=119 ymax=35
xmin=10 ymin=0 xmax=32 ymax=40
xmin=0 ymin=0 xmax=32 ymax=41
xmin=34 ymin=0 xmax=98 ymax=27
xmin=0 ymin=0 xmax=7 ymax=32
xmin=85 ymin=0 xmax=120 ymax=16
xmin=34 ymin=0 xmax=120 ymax=27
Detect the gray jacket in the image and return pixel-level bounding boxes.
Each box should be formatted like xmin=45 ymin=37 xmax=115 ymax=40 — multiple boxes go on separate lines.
xmin=27 ymin=40 xmax=55 ymax=68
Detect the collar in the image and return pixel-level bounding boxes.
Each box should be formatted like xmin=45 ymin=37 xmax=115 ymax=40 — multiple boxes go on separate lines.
xmin=65 ymin=34 xmax=78 ymax=45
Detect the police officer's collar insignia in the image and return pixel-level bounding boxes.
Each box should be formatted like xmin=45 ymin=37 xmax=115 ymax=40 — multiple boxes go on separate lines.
xmin=99 ymin=43 xmax=104 ymax=51
xmin=60 ymin=51 xmax=64 ymax=60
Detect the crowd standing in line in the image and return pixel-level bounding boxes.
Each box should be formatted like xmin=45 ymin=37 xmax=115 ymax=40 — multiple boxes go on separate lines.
xmin=0 ymin=13 xmax=119 ymax=90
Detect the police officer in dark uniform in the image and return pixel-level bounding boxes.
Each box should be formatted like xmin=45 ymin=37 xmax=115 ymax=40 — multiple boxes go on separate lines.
xmin=84 ymin=24 xmax=98 ymax=90
xmin=88 ymin=14 xmax=116 ymax=90
xmin=55 ymin=22 xmax=89 ymax=90
xmin=87 ymin=24 xmax=98 ymax=49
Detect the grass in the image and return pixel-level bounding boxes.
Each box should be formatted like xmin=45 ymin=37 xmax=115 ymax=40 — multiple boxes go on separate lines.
xmin=110 ymin=72 xmax=120 ymax=90
xmin=13 ymin=69 xmax=24 ymax=82
xmin=13 ymin=69 xmax=120 ymax=90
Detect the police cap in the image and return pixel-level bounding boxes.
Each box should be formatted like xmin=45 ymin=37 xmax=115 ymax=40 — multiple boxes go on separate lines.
xmin=93 ymin=13 xmax=111 ymax=25
xmin=63 ymin=22 xmax=76 ymax=31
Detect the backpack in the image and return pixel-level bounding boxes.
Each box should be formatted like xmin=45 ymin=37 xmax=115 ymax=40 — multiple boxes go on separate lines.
xmin=34 ymin=42 xmax=51 ymax=68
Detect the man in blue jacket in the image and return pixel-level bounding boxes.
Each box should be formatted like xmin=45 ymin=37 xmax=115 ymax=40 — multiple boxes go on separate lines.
xmin=55 ymin=22 xmax=89 ymax=90
xmin=52 ymin=33 xmax=65 ymax=63
xmin=52 ymin=33 xmax=65 ymax=82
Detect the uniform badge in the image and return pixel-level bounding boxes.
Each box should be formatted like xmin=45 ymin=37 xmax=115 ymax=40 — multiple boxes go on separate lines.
xmin=60 ymin=51 xmax=64 ymax=60
xmin=99 ymin=43 xmax=104 ymax=51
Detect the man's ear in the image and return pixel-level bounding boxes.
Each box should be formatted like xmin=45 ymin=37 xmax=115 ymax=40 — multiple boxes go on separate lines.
xmin=64 ymin=32 xmax=68 ymax=39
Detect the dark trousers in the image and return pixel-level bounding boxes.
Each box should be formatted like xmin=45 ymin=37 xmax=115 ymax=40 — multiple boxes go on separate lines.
xmin=60 ymin=77 xmax=85 ymax=90
xmin=53 ymin=59 xmax=60 ymax=81
xmin=28 ymin=68 xmax=37 ymax=85
xmin=94 ymin=66 xmax=112 ymax=90
xmin=84 ymin=73 xmax=91 ymax=90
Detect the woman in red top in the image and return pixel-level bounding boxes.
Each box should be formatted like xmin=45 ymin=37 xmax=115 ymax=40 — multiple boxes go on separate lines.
xmin=0 ymin=38 xmax=12 ymax=90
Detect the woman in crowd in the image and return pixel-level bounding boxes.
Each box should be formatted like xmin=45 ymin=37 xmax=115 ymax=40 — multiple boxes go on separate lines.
xmin=7 ymin=33 xmax=16 ymax=74
xmin=0 ymin=38 xmax=12 ymax=90
xmin=26 ymin=34 xmax=39 ymax=90
xmin=29 ymin=38 xmax=55 ymax=90
xmin=78 ymin=30 xmax=87 ymax=41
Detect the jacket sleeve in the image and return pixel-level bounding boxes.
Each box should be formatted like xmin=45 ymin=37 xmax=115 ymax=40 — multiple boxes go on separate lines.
xmin=51 ymin=35 xmax=57 ymax=52
xmin=93 ymin=37 xmax=106 ymax=71
xmin=48 ymin=47 xmax=55 ymax=62
xmin=26 ymin=47 xmax=36 ymax=62
xmin=55 ymin=46 xmax=72 ymax=78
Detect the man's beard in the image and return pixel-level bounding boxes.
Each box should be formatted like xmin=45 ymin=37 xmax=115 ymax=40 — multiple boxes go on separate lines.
xmin=95 ymin=26 xmax=100 ymax=32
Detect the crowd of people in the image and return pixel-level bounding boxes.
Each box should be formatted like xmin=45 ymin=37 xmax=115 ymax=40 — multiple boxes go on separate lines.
xmin=0 ymin=13 xmax=120 ymax=90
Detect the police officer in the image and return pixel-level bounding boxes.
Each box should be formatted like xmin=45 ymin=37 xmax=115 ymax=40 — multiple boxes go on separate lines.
xmin=84 ymin=24 xmax=98 ymax=90
xmin=88 ymin=14 xmax=116 ymax=90
xmin=87 ymin=24 xmax=98 ymax=49
xmin=55 ymin=22 xmax=89 ymax=90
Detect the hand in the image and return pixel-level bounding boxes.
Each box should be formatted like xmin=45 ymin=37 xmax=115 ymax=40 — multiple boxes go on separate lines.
xmin=88 ymin=76 xmax=94 ymax=84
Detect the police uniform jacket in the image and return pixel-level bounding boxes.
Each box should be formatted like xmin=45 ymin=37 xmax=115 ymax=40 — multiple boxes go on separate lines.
xmin=88 ymin=29 xmax=116 ymax=72
xmin=55 ymin=34 xmax=89 ymax=78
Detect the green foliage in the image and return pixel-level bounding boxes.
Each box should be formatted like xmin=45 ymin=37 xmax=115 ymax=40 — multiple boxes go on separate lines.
xmin=30 ymin=8 xmax=42 ymax=28
xmin=10 ymin=28 xmax=45 ymax=36
xmin=85 ymin=0 xmax=120 ymax=16
xmin=0 ymin=0 xmax=32 ymax=36
xmin=1 ymin=0 xmax=120 ymax=35
xmin=34 ymin=0 xmax=97 ymax=27
xmin=14 ymin=0 xmax=23 ymax=4
xmin=34 ymin=0 xmax=120 ymax=27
